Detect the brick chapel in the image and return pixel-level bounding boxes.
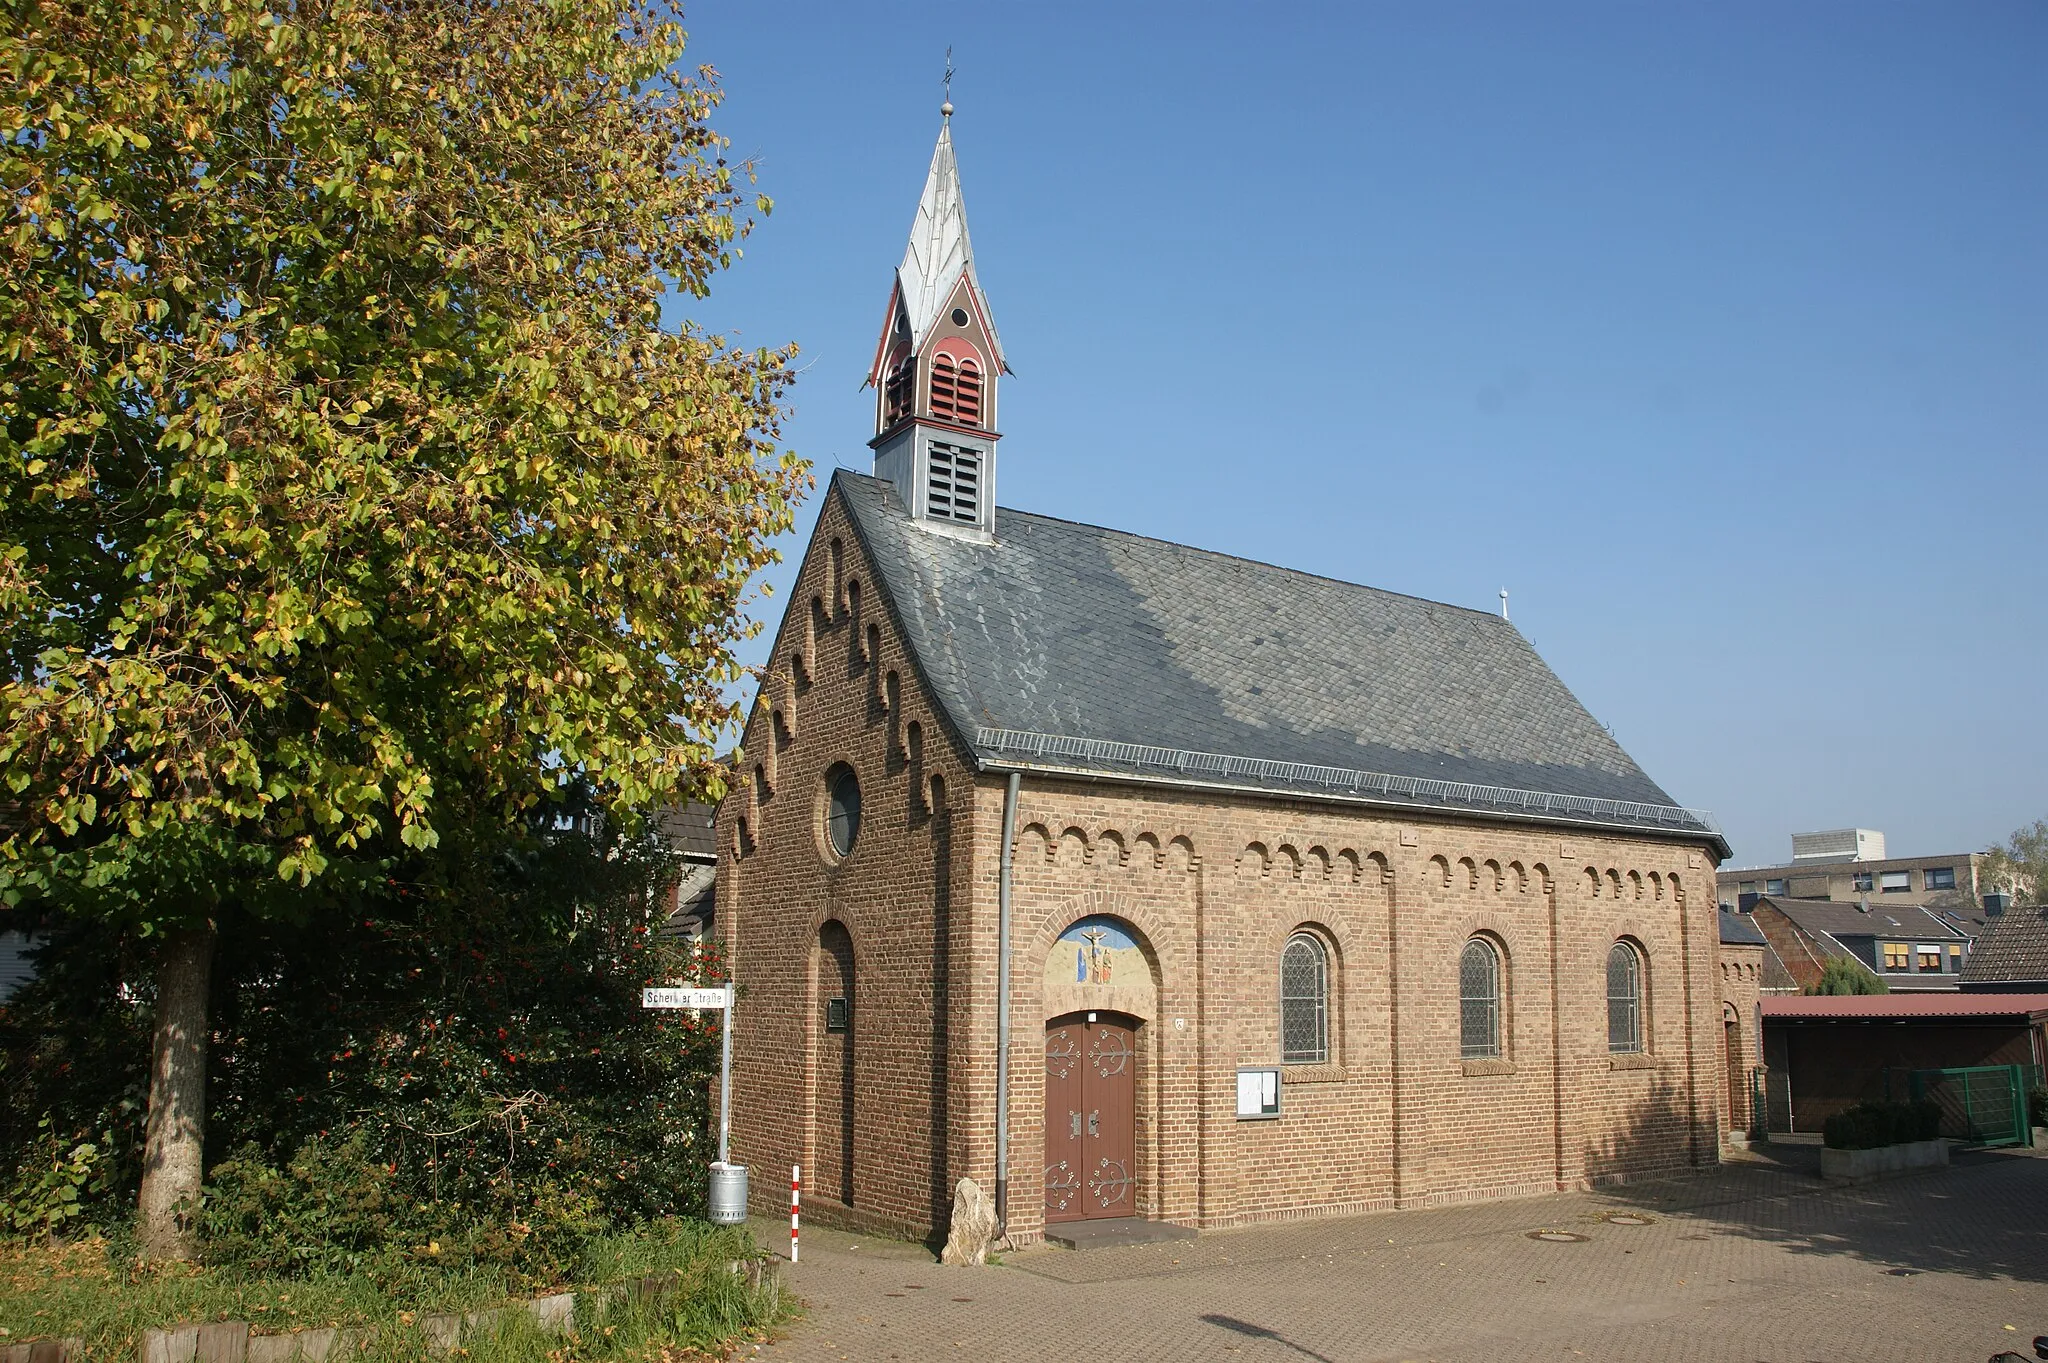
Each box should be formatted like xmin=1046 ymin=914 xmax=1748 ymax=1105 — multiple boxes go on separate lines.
xmin=715 ymin=108 xmax=1746 ymax=1247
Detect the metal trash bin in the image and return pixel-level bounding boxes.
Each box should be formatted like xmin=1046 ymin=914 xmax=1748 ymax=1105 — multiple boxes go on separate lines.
xmin=707 ymin=1161 xmax=749 ymax=1225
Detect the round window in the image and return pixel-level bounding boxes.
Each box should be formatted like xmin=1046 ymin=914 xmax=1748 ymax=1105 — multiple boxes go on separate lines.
xmin=825 ymin=764 xmax=861 ymax=859
xmin=950 ymin=307 xmax=970 ymax=327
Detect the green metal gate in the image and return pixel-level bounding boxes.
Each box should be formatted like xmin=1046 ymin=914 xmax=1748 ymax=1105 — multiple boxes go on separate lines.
xmin=1907 ymin=1066 xmax=2035 ymax=1148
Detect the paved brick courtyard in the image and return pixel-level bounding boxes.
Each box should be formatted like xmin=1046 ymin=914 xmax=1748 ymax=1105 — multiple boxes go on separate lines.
xmin=752 ymin=1143 xmax=2048 ymax=1363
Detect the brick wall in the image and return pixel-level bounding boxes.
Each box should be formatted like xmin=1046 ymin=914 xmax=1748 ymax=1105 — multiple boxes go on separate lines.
xmin=720 ymin=484 xmax=1727 ymax=1242
xmin=1718 ymin=942 xmax=1764 ymax=1133
xmin=992 ymin=783 xmax=1722 ymax=1241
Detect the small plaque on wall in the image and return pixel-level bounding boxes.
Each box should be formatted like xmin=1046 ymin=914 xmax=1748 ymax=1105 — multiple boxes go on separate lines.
xmin=1236 ymin=1067 xmax=1281 ymax=1120
xmin=826 ymin=997 xmax=851 ymax=1033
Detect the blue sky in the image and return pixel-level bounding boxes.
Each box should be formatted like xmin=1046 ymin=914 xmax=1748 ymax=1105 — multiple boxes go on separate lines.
xmin=672 ymin=2 xmax=2046 ymax=867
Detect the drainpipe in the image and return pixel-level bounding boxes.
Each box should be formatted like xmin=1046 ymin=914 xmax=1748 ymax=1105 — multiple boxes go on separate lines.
xmin=993 ymin=770 xmax=1021 ymax=1234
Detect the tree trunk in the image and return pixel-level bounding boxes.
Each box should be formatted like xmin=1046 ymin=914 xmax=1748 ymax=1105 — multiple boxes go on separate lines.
xmin=137 ymin=923 xmax=216 ymax=1261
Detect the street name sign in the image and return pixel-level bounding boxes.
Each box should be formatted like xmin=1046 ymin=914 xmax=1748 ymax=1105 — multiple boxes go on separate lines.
xmin=642 ymin=986 xmax=730 ymax=1010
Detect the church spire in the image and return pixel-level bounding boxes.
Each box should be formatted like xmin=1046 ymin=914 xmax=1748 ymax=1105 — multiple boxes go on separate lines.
xmin=868 ymin=92 xmax=1006 ymax=541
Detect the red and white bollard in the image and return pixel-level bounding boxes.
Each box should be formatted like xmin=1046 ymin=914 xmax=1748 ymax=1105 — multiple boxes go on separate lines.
xmin=790 ymin=1164 xmax=801 ymax=1263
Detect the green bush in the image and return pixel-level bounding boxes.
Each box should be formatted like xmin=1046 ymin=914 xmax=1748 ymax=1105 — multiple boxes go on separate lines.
xmin=1823 ymin=1099 xmax=1942 ymax=1150
xmin=198 ymin=1134 xmax=610 ymax=1283
xmin=1809 ymin=956 xmax=1888 ymax=995
xmin=0 ymin=1117 xmax=114 ymax=1242
xmin=2 ymin=815 xmax=725 ymax=1283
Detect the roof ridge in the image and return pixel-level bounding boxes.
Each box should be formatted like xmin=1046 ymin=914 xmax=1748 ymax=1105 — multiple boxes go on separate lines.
xmin=833 ymin=469 xmax=1515 ymax=626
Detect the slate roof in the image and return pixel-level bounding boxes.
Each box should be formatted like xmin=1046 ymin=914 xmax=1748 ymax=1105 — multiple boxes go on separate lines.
xmin=1958 ymin=906 xmax=2048 ymax=986
xmin=835 ymin=472 xmax=1725 ymax=851
xmin=653 ymin=803 xmax=718 ymax=861
xmin=1720 ymin=909 xmax=1767 ymax=946
xmin=1762 ymin=897 xmax=1968 ymax=942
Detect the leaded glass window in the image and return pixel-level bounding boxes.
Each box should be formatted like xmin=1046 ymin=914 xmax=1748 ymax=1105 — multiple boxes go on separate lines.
xmin=1607 ymin=942 xmax=1644 ymax=1054
xmin=1460 ymin=938 xmax=1501 ymax=1060
xmin=1280 ymin=933 xmax=1328 ymax=1065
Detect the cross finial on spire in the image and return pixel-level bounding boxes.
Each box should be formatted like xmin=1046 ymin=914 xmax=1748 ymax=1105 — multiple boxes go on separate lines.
xmin=941 ymin=48 xmax=954 ymax=118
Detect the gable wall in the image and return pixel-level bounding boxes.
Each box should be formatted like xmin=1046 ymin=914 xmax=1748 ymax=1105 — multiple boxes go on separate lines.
xmin=716 ymin=487 xmax=983 ymax=1238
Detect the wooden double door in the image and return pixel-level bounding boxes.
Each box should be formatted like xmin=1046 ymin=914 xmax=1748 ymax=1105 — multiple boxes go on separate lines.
xmin=1044 ymin=1013 xmax=1138 ymax=1223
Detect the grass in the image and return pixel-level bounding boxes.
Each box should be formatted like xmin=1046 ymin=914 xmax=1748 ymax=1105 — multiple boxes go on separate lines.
xmin=0 ymin=1220 xmax=791 ymax=1363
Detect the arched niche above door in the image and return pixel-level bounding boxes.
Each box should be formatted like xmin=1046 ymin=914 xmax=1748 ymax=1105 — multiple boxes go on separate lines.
xmin=1043 ymin=914 xmax=1157 ymax=1022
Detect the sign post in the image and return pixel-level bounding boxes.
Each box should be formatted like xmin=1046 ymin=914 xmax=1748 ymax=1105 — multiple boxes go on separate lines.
xmin=642 ymin=982 xmax=746 ymax=1222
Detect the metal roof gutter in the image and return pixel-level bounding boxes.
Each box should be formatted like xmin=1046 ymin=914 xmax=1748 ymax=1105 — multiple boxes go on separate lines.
xmin=973 ymin=753 xmax=1733 ymax=861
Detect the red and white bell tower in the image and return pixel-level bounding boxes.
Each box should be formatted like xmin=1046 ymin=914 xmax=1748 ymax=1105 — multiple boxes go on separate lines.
xmin=868 ymin=99 xmax=1009 ymax=540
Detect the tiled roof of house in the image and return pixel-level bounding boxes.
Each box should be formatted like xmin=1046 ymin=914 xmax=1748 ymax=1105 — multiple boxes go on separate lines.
xmin=1931 ymin=906 xmax=1991 ymax=941
xmin=1761 ymin=896 xmax=1968 ymax=942
xmin=653 ymin=802 xmax=718 ymax=861
xmin=836 ymin=472 xmax=1725 ymax=851
xmin=1762 ymin=992 xmax=2048 ymax=1021
xmin=1958 ymin=906 xmax=2048 ymax=986
xmin=1720 ymin=909 xmax=1768 ymax=946
xmin=1759 ymin=947 xmax=1800 ymax=993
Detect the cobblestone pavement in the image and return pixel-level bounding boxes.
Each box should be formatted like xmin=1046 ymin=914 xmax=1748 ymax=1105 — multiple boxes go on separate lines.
xmin=750 ymin=1144 xmax=2048 ymax=1363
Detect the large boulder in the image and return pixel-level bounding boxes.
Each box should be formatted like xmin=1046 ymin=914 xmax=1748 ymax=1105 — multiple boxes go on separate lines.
xmin=939 ymin=1176 xmax=997 ymax=1266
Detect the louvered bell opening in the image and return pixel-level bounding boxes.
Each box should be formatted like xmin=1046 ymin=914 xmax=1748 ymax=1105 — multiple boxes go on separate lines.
xmin=884 ymin=358 xmax=915 ymax=427
xmin=954 ymin=360 xmax=982 ymax=426
xmin=929 ymin=355 xmax=958 ymax=421
xmin=927 ymin=442 xmax=981 ymax=524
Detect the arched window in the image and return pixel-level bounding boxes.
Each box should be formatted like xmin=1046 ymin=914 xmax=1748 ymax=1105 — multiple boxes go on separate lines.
xmin=1459 ymin=938 xmax=1502 ymax=1060
xmin=1607 ymin=941 xmax=1645 ymax=1053
xmin=954 ymin=358 xmax=983 ymax=425
xmin=1280 ymin=933 xmax=1328 ymax=1064
xmin=929 ymin=354 xmax=959 ymax=420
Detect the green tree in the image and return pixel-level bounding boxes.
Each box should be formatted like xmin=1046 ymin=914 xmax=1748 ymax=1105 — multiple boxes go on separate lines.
xmin=0 ymin=0 xmax=803 ymax=1258
xmin=1980 ymin=818 xmax=2048 ymax=906
xmin=1810 ymin=955 xmax=1888 ymax=996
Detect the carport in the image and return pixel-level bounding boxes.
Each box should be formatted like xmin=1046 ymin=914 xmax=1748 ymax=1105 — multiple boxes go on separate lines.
xmin=1758 ymin=992 xmax=2048 ymax=1134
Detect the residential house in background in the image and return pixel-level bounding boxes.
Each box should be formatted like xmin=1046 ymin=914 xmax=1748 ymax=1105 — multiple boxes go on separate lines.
xmin=1959 ymin=905 xmax=2048 ymax=994
xmin=1749 ymin=895 xmax=1972 ymax=992
xmin=656 ymin=802 xmax=719 ymax=942
xmin=1716 ymin=830 xmax=1983 ymax=915
xmin=0 ymin=928 xmax=37 ymax=1004
xmin=1720 ymin=907 xmax=1798 ymax=997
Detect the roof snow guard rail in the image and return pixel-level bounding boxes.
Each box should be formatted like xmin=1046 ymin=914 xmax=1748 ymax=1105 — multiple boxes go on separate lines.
xmin=973 ymin=727 xmax=1724 ymax=838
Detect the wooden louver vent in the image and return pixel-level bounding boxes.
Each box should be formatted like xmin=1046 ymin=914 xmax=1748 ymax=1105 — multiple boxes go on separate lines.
xmin=953 ymin=359 xmax=982 ymax=425
xmin=926 ymin=442 xmax=982 ymax=525
xmin=927 ymin=355 xmax=982 ymax=427
xmin=929 ymin=355 xmax=959 ymax=421
xmin=884 ymin=357 xmax=915 ymax=427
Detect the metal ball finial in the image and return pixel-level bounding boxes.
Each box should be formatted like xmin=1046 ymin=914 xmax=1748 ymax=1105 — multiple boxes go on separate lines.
xmin=941 ymin=100 xmax=954 ymax=117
